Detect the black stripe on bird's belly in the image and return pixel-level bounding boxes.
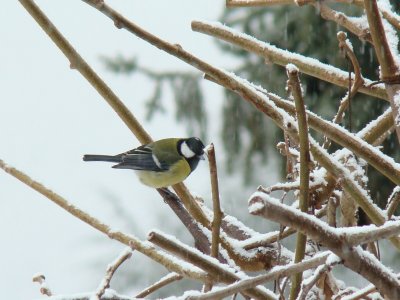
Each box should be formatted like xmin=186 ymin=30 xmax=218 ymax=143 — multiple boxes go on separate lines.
xmin=186 ymin=156 xmax=200 ymax=173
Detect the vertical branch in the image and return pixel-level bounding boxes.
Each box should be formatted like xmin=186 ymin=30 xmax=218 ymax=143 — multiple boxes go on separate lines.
xmin=363 ymin=0 xmax=398 ymax=77
xmin=286 ymin=64 xmax=311 ymax=300
xmin=204 ymin=143 xmax=223 ymax=292
xmin=206 ymin=143 xmax=223 ymax=260
xmin=363 ymin=0 xmax=400 ymax=143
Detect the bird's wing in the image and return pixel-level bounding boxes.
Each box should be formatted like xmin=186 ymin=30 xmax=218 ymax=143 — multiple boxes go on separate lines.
xmin=112 ymin=145 xmax=169 ymax=171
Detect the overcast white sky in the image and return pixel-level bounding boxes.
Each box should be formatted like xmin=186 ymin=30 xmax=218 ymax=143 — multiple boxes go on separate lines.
xmin=0 ymin=1 xmax=240 ymax=298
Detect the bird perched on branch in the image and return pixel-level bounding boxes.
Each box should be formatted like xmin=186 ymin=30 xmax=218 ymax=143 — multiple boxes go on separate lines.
xmin=83 ymin=137 xmax=205 ymax=188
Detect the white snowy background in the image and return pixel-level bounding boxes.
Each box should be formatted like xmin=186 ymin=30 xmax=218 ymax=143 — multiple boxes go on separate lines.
xmin=1 ymin=1 xmax=241 ymax=298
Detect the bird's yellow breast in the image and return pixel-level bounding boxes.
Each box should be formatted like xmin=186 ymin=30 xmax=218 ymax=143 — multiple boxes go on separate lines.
xmin=135 ymin=159 xmax=191 ymax=188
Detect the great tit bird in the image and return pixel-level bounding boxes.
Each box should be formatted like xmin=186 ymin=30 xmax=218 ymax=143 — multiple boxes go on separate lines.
xmin=83 ymin=137 xmax=205 ymax=188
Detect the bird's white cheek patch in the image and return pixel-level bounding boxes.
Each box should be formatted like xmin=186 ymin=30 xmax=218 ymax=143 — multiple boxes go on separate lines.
xmin=181 ymin=142 xmax=196 ymax=158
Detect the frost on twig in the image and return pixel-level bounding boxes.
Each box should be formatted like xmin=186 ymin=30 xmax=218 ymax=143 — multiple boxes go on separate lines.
xmin=93 ymin=248 xmax=132 ymax=300
xmin=135 ymin=272 xmax=183 ymax=298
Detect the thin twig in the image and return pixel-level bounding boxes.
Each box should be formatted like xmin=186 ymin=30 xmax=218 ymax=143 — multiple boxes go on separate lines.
xmin=340 ymin=284 xmax=378 ymax=300
xmin=135 ymin=273 xmax=183 ymax=298
xmin=332 ymin=32 xmax=364 ymax=125
xmin=186 ymin=253 xmax=330 ymax=300
xmin=94 ymin=248 xmax=132 ymax=300
xmin=297 ymin=256 xmax=341 ymax=300
xmin=386 ymin=187 xmax=400 ymax=219
xmin=0 ymin=159 xmax=209 ymax=282
xmin=286 ymin=64 xmax=311 ymax=300
xmin=258 ymin=181 xmax=323 ymax=194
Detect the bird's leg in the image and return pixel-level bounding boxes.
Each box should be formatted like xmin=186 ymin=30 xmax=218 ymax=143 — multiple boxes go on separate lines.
xmin=157 ymin=187 xmax=178 ymax=203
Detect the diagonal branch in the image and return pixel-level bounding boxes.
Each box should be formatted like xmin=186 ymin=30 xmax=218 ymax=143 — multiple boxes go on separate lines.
xmin=94 ymin=248 xmax=132 ymax=300
xmin=386 ymin=186 xmax=400 ymax=219
xmin=0 ymin=159 xmax=209 ymax=283
xmin=134 ymin=273 xmax=183 ymax=298
xmin=191 ymin=21 xmax=388 ymax=101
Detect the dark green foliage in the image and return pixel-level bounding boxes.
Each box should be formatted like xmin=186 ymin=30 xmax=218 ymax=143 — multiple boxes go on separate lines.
xmin=218 ymin=4 xmax=399 ymax=206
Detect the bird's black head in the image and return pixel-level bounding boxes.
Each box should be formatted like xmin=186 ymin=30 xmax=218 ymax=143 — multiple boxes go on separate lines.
xmin=185 ymin=137 xmax=205 ymax=157
xmin=179 ymin=137 xmax=205 ymax=172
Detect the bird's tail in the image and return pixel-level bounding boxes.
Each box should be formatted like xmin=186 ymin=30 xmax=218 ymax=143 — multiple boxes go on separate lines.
xmin=83 ymin=154 xmax=121 ymax=163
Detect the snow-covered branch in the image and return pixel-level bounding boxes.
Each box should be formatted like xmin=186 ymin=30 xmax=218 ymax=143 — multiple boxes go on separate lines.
xmin=249 ymin=193 xmax=400 ymax=298
xmin=147 ymin=230 xmax=276 ymax=300
xmin=187 ymin=253 xmax=331 ymax=300
xmin=191 ymin=20 xmax=387 ymax=100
